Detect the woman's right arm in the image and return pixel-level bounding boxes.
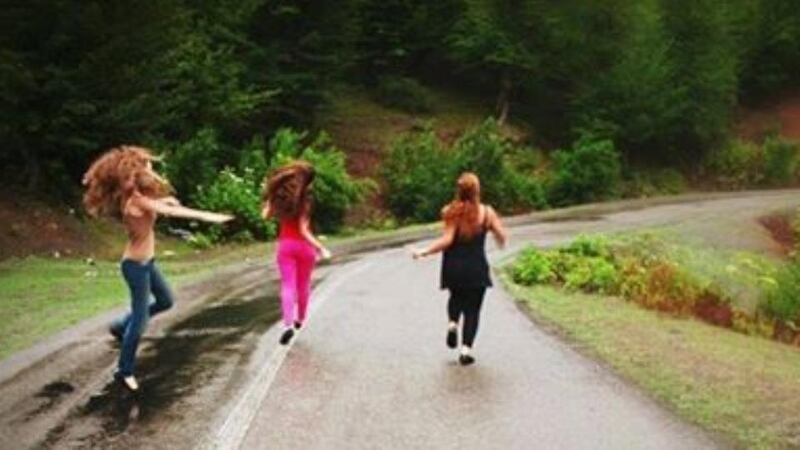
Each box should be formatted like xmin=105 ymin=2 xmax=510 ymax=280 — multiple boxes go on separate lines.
xmin=487 ymin=206 xmax=508 ymax=248
xmin=135 ymin=195 xmax=233 ymax=223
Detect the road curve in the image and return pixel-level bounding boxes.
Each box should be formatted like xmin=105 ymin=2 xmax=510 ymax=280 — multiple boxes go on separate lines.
xmin=234 ymin=192 xmax=800 ymax=449
xmin=3 ymin=191 xmax=800 ymax=449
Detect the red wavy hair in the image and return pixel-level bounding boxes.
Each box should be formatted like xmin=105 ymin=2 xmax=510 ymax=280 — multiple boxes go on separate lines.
xmin=442 ymin=172 xmax=482 ymax=240
xmin=82 ymin=146 xmax=170 ymax=218
xmin=263 ymin=161 xmax=315 ymax=220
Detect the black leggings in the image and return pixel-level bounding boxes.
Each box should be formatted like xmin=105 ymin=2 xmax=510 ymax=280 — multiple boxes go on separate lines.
xmin=447 ymin=287 xmax=487 ymax=347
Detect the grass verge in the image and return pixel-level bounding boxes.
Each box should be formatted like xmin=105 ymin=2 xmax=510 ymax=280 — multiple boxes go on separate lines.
xmin=502 ymin=274 xmax=800 ymax=449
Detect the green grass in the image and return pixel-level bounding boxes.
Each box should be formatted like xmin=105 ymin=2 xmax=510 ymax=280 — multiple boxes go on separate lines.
xmin=0 ymin=241 xmax=270 ymax=360
xmin=503 ymin=274 xmax=800 ymax=449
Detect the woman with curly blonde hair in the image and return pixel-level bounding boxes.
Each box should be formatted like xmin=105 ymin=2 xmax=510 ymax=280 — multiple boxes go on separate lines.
xmin=262 ymin=161 xmax=331 ymax=345
xmin=412 ymin=172 xmax=508 ymax=365
xmin=83 ymin=146 xmax=232 ymax=392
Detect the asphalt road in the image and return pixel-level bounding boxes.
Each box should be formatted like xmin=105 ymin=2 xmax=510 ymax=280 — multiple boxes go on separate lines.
xmin=2 ymin=190 xmax=799 ymax=449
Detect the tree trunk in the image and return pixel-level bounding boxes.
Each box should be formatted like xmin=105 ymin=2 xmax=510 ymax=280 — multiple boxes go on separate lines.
xmin=495 ymin=71 xmax=512 ymax=125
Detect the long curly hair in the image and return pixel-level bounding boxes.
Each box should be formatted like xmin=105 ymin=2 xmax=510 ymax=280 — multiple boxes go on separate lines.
xmin=263 ymin=161 xmax=315 ymax=220
xmin=82 ymin=146 xmax=171 ymax=218
xmin=442 ymin=172 xmax=482 ymax=240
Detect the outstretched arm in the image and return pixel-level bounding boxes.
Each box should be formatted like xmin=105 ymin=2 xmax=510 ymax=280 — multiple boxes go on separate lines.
xmin=135 ymin=195 xmax=233 ymax=223
xmin=412 ymin=222 xmax=456 ymax=259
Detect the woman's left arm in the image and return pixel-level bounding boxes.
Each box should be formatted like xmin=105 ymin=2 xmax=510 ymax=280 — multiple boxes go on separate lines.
xmin=299 ymin=216 xmax=331 ymax=259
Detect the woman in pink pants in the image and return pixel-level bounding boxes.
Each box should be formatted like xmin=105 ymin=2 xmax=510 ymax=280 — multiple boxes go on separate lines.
xmin=262 ymin=161 xmax=331 ymax=345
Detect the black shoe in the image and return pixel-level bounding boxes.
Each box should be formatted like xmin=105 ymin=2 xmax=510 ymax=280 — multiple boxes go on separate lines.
xmin=294 ymin=321 xmax=303 ymax=330
xmin=446 ymin=329 xmax=457 ymax=349
xmin=458 ymin=354 xmax=475 ymax=366
xmin=279 ymin=328 xmax=295 ymax=345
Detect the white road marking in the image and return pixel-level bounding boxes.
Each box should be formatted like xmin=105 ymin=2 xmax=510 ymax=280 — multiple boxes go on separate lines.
xmin=211 ymin=259 xmax=375 ymax=450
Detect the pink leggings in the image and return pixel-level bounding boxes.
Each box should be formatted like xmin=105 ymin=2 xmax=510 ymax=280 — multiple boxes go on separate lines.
xmin=276 ymin=239 xmax=317 ymax=327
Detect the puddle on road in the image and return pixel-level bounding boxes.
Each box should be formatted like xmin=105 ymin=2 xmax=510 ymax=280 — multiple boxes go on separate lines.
xmin=33 ymin=268 xmax=336 ymax=448
xmin=24 ymin=381 xmax=77 ymax=421
xmin=40 ymin=291 xmax=283 ymax=448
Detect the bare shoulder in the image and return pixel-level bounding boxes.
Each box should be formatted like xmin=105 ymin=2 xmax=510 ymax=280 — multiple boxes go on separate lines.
xmin=483 ymin=204 xmax=497 ymax=219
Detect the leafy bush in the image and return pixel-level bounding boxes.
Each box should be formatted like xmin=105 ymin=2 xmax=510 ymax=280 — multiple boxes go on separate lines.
xmin=382 ymin=127 xmax=456 ymax=222
xmin=193 ymin=136 xmax=275 ymax=242
xmin=562 ymin=234 xmax=612 ymax=259
xmin=163 ymin=127 xmax=224 ymax=196
xmin=269 ymin=129 xmax=368 ymax=233
xmin=548 ymin=135 xmax=622 ymax=206
xmin=511 ymin=249 xmax=556 ymax=285
xmin=703 ymin=139 xmax=761 ymax=188
xmin=761 ymin=261 xmax=800 ymax=324
xmin=383 ymin=119 xmax=546 ymax=223
xmin=563 ymin=257 xmax=619 ymax=294
xmin=194 ymin=167 xmax=275 ymax=242
xmin=622 ymin=168 xmax=687 ymax=198
xmin=375 ymin=76 xmax=434 ymax=113
xmin=762 ymin=136 xmax=799 ymax=186
xmin=453 ymin=119 xmax=547 ymax=211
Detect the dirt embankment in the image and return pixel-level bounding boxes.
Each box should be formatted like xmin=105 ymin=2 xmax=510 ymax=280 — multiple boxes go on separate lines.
xmin=736 ymin=90 xmax=800 ymax=142
xmin=0 ymin=195 xmax=102 ymax=260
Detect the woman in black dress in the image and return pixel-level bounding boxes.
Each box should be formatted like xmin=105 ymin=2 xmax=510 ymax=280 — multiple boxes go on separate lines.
xmin=413 ymin=172 xmax=508 ymax=365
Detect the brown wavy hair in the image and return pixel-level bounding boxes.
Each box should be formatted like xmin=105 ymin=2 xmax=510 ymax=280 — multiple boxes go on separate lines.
xmin=82 ymin=146 xmax=171 ymax=218
xmin=442 ymin=172 xmax=483 ymax=240
xmin=263 ymin=161 xmax=315 ymax=220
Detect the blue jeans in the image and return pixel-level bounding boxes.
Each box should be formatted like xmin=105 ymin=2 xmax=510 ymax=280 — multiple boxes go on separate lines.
xmin=114 ymin=259 xmax=174 ymax=377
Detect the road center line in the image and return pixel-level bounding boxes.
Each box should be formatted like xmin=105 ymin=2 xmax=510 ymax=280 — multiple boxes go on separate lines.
xmin=211 ymin=258 xmax=376 ymax=450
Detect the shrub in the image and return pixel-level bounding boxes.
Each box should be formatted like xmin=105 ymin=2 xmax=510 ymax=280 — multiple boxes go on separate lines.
xmin=548 ymin=134 xmax=622 ymax=206
xmin=384 ymin=119 xmax=547 ymax=223
xmin=191 ymin=135 xmax=274 ymax=243
xmin=703 ymin=139 xmax=762 ymax=188
xmin=762 ymin=136 xmax=799 ymax=186
xmin=194 ymin=167 xmax=275 ymax=242
xmin=163 ymin=127 xmax=224 ymax=196
xmin=563 ymin=256 xmax=619 ymax=294
xmin=622 ymin=168 xmax=687 ymax=198
xmin=561 ymin=234 xmax=612 ymax=259
xmin=382 ymin=127 xmax=455 ymax=222
xmin=761 ymin=261 xmax=800 ymax=324
xmin=375 ymin=76 xmax=434 ymax=113
xmin=453 ymin=119 xmax=547 ymax=211
xmin=511 ymin=249 xmax=556 ymax=285
xmin=269 ymin=129 xmax=367 ymax=233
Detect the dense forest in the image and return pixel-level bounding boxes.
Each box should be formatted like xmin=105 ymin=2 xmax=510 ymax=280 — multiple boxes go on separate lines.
xmin=2 ymin=0 xmax=800 ymax=237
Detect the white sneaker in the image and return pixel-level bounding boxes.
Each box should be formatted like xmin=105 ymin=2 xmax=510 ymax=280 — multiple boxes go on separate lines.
xmin=122 ymin=375 xmax=139 ymax=392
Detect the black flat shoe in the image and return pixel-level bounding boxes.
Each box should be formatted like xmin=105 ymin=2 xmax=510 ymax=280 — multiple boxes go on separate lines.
xmin=446 ymin=329 xmax=457 ymax=349
xmin=294 ymin=321 xmax=303 ymax=330
xmin=279 ymin=328 xmax=295 ymax=345
xmin=458 ymin=354 xmax=475 ymax=366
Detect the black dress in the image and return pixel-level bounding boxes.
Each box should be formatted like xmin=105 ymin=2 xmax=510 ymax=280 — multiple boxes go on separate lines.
xmin=440 ymin=210 xmax=492 ymax=290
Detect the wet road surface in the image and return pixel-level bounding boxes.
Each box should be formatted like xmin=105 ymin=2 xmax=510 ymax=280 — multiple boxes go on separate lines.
xmin=1 ymin=191 xmax=799 ymax=449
